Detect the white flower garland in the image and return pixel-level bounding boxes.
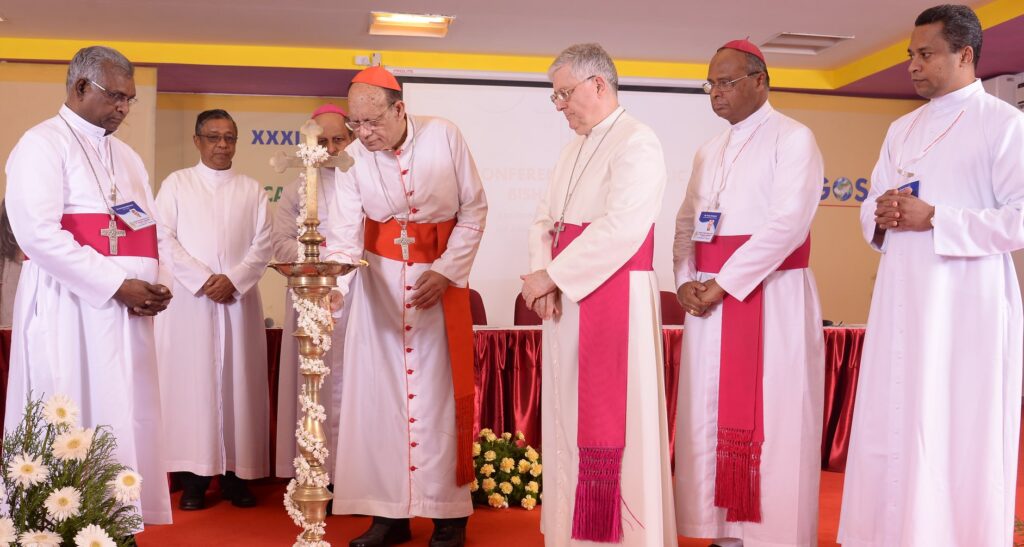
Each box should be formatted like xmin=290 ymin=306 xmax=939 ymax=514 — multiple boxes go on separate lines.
xmin=286 ymin=141 xmax=335 ymax=547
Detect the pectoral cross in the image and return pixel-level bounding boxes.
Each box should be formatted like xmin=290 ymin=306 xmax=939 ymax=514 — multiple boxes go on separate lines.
xmin=100 ymin=217 xmax=126 ymax=255
xmin=551 ymin=220 xmax=566 ymax=249
xmin=394 ymin=225 xmax=416 ymax=261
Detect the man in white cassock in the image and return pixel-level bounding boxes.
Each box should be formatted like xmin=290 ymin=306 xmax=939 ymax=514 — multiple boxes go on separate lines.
xmin=322 ymin=66 xmax=487 ymax=547
xmin=839 ymin=6 xmax=1024 ymax=546
xmin=673 ymin=40 xmax=825 ymax=547
xmin=273 ymin=103 xmax=355 ymax=481
xmin=154 ymin=109 xmax=272 ymax=511
xmin=3 ymin=46 xmax=173 ymax=529
xmin=521 ymin=43 xmax=677 ymax=546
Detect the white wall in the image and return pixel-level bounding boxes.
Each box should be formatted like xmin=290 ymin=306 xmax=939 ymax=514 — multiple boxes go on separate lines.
xmin=404 ymin=81 xmax=725 ymax=325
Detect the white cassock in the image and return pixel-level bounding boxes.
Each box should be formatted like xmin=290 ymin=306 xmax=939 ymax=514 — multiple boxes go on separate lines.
xmin=324 ymin=115 xmax=487 ymax=518
xmin=672 ymin=102 xmax=825 ymax=547
xmin=3 ymin=105 xmax=172 ymax=526
xmin=154 ymin=162 xmax=272 ymax=479
xmin=527 ymin=106 xmax=677 ymax=546
xmin=272 ymin=167 xmax=352 ymax=478
xmin=838 ymin=80 xmax=1024 ymax=547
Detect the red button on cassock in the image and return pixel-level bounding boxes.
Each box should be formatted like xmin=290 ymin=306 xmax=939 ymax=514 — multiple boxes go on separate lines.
xmin=408 ymin=394 xmax=416 ymax=399
xmin=405 ymin=325 xmax=412 ymax=331
xmin=406 ymin=347 xmax=413 ymax=353
xmin=410 ymin=466 xmax=417 ymax=471
xmin=409 ymin=418 xmax=417 ymax=423
xmin=407 ymin=369 xmax=414 ymax=374
xmin=410 ymin=442 xmax=419 ymax=447
xmin=407 ymin=261 xmax=414 ymax=266
xmin=405 ymin=303 xmax=412 ymax=309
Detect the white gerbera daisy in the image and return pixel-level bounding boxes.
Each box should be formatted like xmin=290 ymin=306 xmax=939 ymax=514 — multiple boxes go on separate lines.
xmin=17 ymin=529 xmax=60 ymax=547
xmin=42 ymin=394 xmax=79 ymax=426
xmin=109 ymin=470 xmax=142 ymax=503
xmin=52 ymin=427 xmax=94 ymax=461
xmin=44 ymin=486 xmax=82 ymax=521
xmin=73 ymin=524 xmax=116 ymax=547
xmin=6 ymin=453 xmax=49 ymax=488
xmin=0 ymin=517 xmax=16 ymax=546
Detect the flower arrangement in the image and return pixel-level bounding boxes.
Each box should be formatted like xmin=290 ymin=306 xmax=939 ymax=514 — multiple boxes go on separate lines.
xmin=0 ymin=394 xmax=143 ymax=547
xmin=470 ymin=429 xmax=542 ymax=511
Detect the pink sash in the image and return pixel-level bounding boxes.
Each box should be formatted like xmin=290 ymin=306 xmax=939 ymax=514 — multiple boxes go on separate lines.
xmin=553 ymin=223 xmax=654 ymax=542
xmin=61 ymin=213 xmax=158 ymax=258
xmin=695 ymin=235 xmax=810 ymax=522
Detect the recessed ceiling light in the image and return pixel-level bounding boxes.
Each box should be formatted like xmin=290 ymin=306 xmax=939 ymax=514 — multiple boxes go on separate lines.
xmin=760 ymin=32 xmax=854 ymax=56
xmin=369 ymin=11 xmax=454 ymax=38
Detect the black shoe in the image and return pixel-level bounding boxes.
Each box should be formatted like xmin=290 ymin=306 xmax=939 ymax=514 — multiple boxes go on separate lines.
xmin=429 ymin=517 xmax=467 ymax=547
xmin=220 ymin=472 xmax=258 ymax=508
xmin=178 ymin=472 xmax=211 ymax=511
xmin=350 ymin=517 xmax=412 ymax=547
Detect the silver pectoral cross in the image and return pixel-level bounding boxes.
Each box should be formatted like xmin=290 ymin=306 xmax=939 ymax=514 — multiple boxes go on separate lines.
xmin=394 ymin=226 xmax=416 ymax=261
xmin=100 ymin=217 xmax=126 ymax=255
xmin=552 ymin=220 xmax=566 ymax=249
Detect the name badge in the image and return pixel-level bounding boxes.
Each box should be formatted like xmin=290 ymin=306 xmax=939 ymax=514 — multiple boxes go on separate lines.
xmin=112 ymin=201 xmax=156 ymax=231
xmin=898 ymin=180 xmax=920 ymax=197
xmin=691 ymin=211 xmax=722 ymax=243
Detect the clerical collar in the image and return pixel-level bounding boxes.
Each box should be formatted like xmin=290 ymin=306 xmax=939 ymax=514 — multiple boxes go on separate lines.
xmin=732 ymin=100 xmax=773 ymax=132
xmin=930 ymin=79 xmax=982 ymax=113
xmin=59 ymin=104 xmax=107 ymax=141
xmin=389 ymin=116 xmax=416 ymax=155
xmin=587 ymin=106 xmax=625 ymax=138
xmin=195 ymin=160 xmax=234 ymax=179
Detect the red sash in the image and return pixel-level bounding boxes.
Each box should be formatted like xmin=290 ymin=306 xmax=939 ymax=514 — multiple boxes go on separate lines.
xmin=60 ymin=213 xmax=158 ymax=258
xmin=695 ymin=235 xmax=810 ymax=523
xmin=363 ymin=217 xmax=475 ymax=486
xmin=554 ymin=223 xmax=654 ymax=543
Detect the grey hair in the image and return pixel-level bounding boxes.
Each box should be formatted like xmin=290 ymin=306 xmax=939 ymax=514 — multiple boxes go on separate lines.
xmin=548 ymin=43 xmax=619 ymax=93
xmin=66 ymin=46 xmax=134 ymax=94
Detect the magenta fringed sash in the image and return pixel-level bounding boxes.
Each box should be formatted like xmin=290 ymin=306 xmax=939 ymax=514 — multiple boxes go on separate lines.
xmin=553 ymin=223 xmax=655 ymax=543
xmin=695 ymin=235 xmax=810 ymax=523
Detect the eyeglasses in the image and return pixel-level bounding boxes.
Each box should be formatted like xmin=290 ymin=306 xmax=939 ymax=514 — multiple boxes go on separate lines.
xmin=702 ymin=72 xmax=761 ymax=94
xmin=88 ymin=80 xmax=138 ymax=106
xmin=197 ymin=134 xmax=239 ymax=145
xmin=550 ymin=75 xmax=596 ymax=104
xmin=345 ymin=104 xmax=395 ymax=132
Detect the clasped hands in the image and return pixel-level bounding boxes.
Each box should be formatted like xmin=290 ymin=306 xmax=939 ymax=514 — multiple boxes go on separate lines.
xmin=676 ymin=278 xmax=726 ymax=318
xmin=520 ymin=270 xmax=561 ymax=320
xmin=873 ymin=187 xmax=935 ymax=232
xmin=114 ymin=279 xmax=172 ymax=316
xmin=203 ymin=274 xmax=237 ymax=304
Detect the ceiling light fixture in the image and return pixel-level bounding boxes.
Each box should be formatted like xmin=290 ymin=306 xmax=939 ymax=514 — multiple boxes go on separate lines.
xmin=369 ymin=11 xmax=454 ymax=38
xmin=759 ymin=32 xmax=854 ymax=56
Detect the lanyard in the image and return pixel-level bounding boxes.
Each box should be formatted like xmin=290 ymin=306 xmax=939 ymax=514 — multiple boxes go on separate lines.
xmin=895 ymin=106 xmax=965 ymax=178
xmin=708 ymin=116 xmax=769 ymax=209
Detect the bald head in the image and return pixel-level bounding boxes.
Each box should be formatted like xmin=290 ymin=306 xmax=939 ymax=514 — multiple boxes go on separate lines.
xmin=706 ymin=48 xmax=769 ymax=125
xmin=346 ymin=82 xmax=408 ymax=152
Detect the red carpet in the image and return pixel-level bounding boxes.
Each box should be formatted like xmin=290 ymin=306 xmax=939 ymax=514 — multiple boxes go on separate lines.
xmin=134 ymin=465 xmax=1024 ymax=546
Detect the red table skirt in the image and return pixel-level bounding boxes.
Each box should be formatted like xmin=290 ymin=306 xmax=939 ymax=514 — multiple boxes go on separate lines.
xmin=471 ymin=327 xmax=866 ymax=473
xmin=0 ymin=326 xmax=863 ymax=474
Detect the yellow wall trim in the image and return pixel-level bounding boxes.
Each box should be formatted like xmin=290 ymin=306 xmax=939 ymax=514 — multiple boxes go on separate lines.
xmin=2 ymin=0 xmax=1019 ymax=92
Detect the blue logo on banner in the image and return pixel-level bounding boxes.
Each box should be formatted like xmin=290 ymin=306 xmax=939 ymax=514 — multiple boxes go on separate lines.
xmin=252 ymin=130 xmax=302 ymax=146
xmin=820 ymin=176 xmax=870 ymax=204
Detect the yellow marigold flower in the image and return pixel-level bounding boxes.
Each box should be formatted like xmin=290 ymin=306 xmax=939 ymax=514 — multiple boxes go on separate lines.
xmin=527 ymin=480 xmax=540 ymax=493
xmin=502 ymin=432 xmax=512 ymax=441
xmin=515 ymin=431 xmax=526 ymax=441
xmin=521 ymin=495 xmax=537 ymax=510
xmin=480 ymin=464 xmax=495 ymax=477
xmin=485 ymin=432 xmax=498 ymax=442
xmin=530 ymin=463 xmax=543 ymax=477
xmin=499 ymin=457 xmax=515 ymax=473
xmin=472 ymin=442 xmax=481 ymax=457
xmin=488 ymin=492 xmax=507 ymax=508
xmin=499 ymin=481 xmax=513 ymax=495
xmin=482 ymin=478 xmax=496 ymax=492
xmin=525 ymin=447 xmax=539 ymax=462
xmin=478 ymin=428 xmax=493 ymax=438
xmin=483 ymin=450 xmax=497 ymax=462
xmin=511 ymin=476 xmax=522 ymax=485
xmin=518 ymin=459 xmax=531 ymax=473
xmin=470 ymin=479 xmax=479 ymax=492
